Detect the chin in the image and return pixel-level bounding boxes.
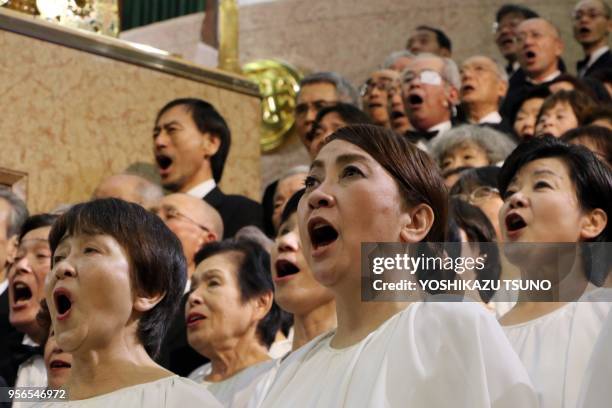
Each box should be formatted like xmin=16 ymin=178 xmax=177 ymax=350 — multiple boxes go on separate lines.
xmin=54 ymin=325 xmax=88 ymax=353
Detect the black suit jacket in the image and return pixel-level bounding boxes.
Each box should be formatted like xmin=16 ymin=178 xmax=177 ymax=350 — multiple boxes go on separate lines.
xmin=203 ymin=187 xmax=264 ymax=239
xmin=0 ymin=288 xmax=25 ymax=387
xmin=578 ymin=49 xmax=612 ymax=79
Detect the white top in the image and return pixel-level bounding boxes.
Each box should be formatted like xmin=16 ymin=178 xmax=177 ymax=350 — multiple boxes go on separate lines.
xmin=0 ymin=278 xmax=8 ymax=295
xmin=258 ymin=301 xmax=537 ymax=408
xmin=427 ymin=120 xmax=452 ymax=134
xmin=35 ymin=375 xmax=221 ymax=407
xmin=502 ymin=300 xmax=612 ymax=408
xmin=477 ymin=111 xmax=503 ymax=125
xmin=189 ymin=360 xmax=278 ymax=408
xmin=577 ymin=302 xmax=612 ymax=407
xmin=186 ymin=179 xmax=216 ymax=199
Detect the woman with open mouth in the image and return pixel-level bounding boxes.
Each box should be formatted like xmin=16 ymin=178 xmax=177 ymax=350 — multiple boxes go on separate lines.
xmin=497 ymin=136 xmax=611 ymax=408
xmin=258 ymin=124 xmax=537 ymax=407
xmin=44 ymin=198 xmax=220 ymax=407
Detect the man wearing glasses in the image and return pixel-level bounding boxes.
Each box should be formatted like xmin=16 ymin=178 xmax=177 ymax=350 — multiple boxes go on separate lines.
xmin=493 ymin=4 xmax=539 ymax=77
xmin=360 ymin=69 xmax=401 ymax=129
xmin=401 ymin=54 xmax=460 ymax=144
xmin=573 ymin=0 xmax=612 ymax=78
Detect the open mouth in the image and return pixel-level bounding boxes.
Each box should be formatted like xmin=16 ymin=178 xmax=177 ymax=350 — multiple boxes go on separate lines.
xmin=390 ymin=110 xmax=406 ymax=120
xmin=579 ymin=27 xmax=590 ymax=35
xmin=524 ymin=50 xmax=536 ymax=63
xmin=13 ymin=282 xmax=32 ymax=304
xmin=54 ymin=291 xmax=72 ymax=319
xmin=461 ymin=84 xmax=475 ymax=94
xmin=155 ymin=154 xmax=173 ymax=171
xmin=368 ymin=102 xmax=384 ymax=109
xmin=501 ymin=37 xmax=514 ymax=46
xmin=49 ymin=360 xmax=71 ymax=369
xmin=186 ymin=313 xmax=206 ymax=326
xmin=275 ymin=259 xmax=300 ymax=278
xmin=505 ymin=213 xmax=527 ymax=232
xmin=308 ymin=219 xmax=339 ymax=250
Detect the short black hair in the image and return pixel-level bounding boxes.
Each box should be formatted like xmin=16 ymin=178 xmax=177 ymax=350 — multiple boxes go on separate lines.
xmin=495 ymin=4 xmax=539 ymax=22
xmin=416 ymin=25 xmax=452 ymax=52
xmin=19 ymin=213 xmax=58 ymax=242
xmin=49 ymin=198 xmax=187 ymax=358
xmin=306 ymin=103 xmax=372 ymax=143
xmin=562 ymin=125 xmax=612 ymax=166
xmin=279 ymin=188 xmax=305 ymax=227
xmin=450 ymin=166 xmax=501 ymax=196
xmin=155 ymin=98 xmax=231 ymax=183
xmin=194 ymin=239 xmax=281 ymax=348
xmin=499 ymin=136 xmax=611 ymax=243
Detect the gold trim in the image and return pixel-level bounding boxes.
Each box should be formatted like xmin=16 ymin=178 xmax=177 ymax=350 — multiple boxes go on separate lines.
xmin=0 ymin=7 xmax=260 ymax=97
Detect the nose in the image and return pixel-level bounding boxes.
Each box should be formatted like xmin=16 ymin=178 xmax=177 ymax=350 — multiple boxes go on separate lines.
xmin=54 ymin=260 xmax=76 ymax=280
xmin=187 ymin=290 xmax=203 ymax=308
xmin=507 ymin=191 xmax=528 ymax=209
xmin=154 ymin=129 xmax=169 ymax=150
xmin=14 ymin=255 xmax=31 ymax=275
xmin=277 ymin=231 xmax=299 ymax=253
xmin=307 ymin=184 xmax=336 ymax=210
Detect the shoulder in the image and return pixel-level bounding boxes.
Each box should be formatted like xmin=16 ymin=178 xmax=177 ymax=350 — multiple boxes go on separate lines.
xmin=187 ymin=363 xmax=211 ymax=383
xmin=158 ymin=376 xmax=222 ymax=406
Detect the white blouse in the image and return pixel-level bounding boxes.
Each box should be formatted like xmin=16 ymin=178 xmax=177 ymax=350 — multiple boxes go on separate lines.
xmin=258 ymin=301 xmax=537 ymax=408
xmin=189 ymin=360 xmax=279 ymax=408
xmin=35 ymin=375 xmax=221 ymax=407
xmin=503 ymin=300 xmax=611 ymax=408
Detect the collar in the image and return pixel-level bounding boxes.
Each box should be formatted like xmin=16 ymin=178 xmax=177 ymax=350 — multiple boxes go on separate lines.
xmin=186 ymin=179 xmax=216 ymax=198
xmin=22 ymin=335 xmax=39 ymax=347
xmin=584 ymin=46 xmax=610 ymax=69
xmin=0 ymin=278 xmax=8 ymax=295
xmin=427 ymin=121 xmax=452 ymax=134
xmin=526 ymin=70 xmax=560 ymax=85
xmin=477 ymin=111 xmax=502 ymax=124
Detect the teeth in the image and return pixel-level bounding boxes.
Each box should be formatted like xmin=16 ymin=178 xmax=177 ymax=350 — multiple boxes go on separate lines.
xmin=14 ymin=282 xmax=27 ymax=289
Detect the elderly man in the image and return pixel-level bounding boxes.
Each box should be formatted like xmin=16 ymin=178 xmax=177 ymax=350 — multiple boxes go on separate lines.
xmin=460 ymin=55 xmax=511 ymax=133
xmin=92 ymin=173 xmax=163 ymax=209
xmin=406 ymin=26 xmax=452 ymax=57
xmin=153 ymin=98 xmax=262 ymax=238
xmin=0 ymin=189 xmax=28 ymax=386
xmin=153 ymin=192 xmax=223 ymax=377
xmin=294 ymin=72 xmax=358 ymax=153
xmin=573 ymin=0 xmax=612 ymax=78
xmin=402 ymin=53 xmax=460 ymax=143
xmin=501 ymin=18 xmax=565 ymax=119
xmin=382 ymin=50 xmax=415 ymax=72
xmin=493 ymin=4 xmax=539 ymax=77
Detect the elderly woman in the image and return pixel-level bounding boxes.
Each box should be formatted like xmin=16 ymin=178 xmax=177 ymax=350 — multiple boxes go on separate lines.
xmin=45 ymin=198 xmax=220 ymax=406
xmin=186 ymin=239 xmax=281 ymax=407
xmin=260 ymin=124 xmax=537 ymax=407
xmin=271 ymin=188 xmax=336 ymax=351
xmin=498 ymin=136 xmax=611 ymax=408
xmin=429 ymin=124 xmax=516 ymax=174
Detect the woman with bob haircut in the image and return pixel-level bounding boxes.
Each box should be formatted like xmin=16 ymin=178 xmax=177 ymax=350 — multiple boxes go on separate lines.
xmin=259 ymin=124 xmax=537 ymax=407
xmin=186 ymin=238 xmax=281 ymax=407
xmin=45 ymin=198 xmax=220 ymax=407
xmin=534 ymin=90 xmax=596 ymax=138
xmin=497 ymin=136 xmax=612 ymax=408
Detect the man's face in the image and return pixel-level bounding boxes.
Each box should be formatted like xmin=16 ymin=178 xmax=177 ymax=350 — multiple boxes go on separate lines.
xmin=361 ymin=70 xmax=399 ymax=127
xmin=0 ymin=199 xmax=13 ymax=272
xmin=495 ymin=12 xmax=526 ymax=62
xmin=516 ymin=19 xmax=564 ymax=81
xmin=460 ymin=56 xmax=508 ymax=107
xmin=153 ymin=105 xmax=217 ymax=192
xmin=407 ymin=29 xmax=447 ymax=56
xmin=402 ymin=57 xmax=457 ymax=130
xmin=295 ymin=82 xmax=338 ymax=151
xmin=573 ymin=0 xmax=611 ymax=48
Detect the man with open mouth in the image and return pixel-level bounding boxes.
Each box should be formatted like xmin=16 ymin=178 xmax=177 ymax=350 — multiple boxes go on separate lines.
xmin=573 ymin=0 xmax=612 ymax=78
xmin=153 ymin=98 xmax=263 ymax=239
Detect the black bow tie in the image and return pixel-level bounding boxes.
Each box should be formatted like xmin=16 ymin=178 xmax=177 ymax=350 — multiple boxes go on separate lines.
xmin=404 ymin=129 xmax=439 ymax=143
xmin=12 ymin=343 xmax=43 ymax=367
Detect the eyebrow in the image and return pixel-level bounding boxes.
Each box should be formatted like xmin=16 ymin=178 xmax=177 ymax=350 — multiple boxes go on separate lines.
xmin=153 ymin=120 xmax=183 ymax=131
xmin=310 ymin=153 xmax=371 ymax=172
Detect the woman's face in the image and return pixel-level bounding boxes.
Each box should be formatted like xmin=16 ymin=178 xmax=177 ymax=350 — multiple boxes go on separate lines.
xmin=535 ymin=102 xmax=579 ymax=138
xmin=272 ymin=173 xmax=307 ymax=232
xmin=298 ymin=139 xmax=411 ymax=290
xmin=499 ymin=157 xmax=590 ymax=243
xmin=461 ymin=186 xmax=504 ymax=241
xmin=440 ymin=142 xmax=490 ymax=172
xmin=44 ymin=330 xmax=72 ymax=389
xmin=8 ymin=226 xmax=52 ymax=335
xmin=186 ymin=252 xmax=261 ymax=353
xmin=309 ymin=112 xmax=348 ymax=158
xmin=46 ymin=234 xmax=134 ymax=353
xmin=514 ymin=97 xmax=544 ymax=139
xmin=271 ymin=213 xmax=334 ymax=315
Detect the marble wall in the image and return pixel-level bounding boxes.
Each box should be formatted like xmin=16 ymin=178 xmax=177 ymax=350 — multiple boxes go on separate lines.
xmin=0 ymin=20 xmax=261 ymax=212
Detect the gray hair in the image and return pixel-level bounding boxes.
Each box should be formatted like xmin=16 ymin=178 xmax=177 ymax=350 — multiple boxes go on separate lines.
xmin=298 ymin=72 xmax=359 ymax=106
xmin=0 ymin=187 xmax=28 ymax=238
xmin=428 ymin=125 xmax=517 ymax=165
xmin=406 ymin=53 xmax=461 ymax=90
xmin=382 ymin=50 xmax=415 ymax=69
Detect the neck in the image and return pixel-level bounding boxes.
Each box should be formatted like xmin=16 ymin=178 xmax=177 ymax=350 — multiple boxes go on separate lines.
xmin=464 ymin=102 xmax=498 ymax=123
xmin=331 ymin=284 xmax=408 ymax=348
xmin=583 ymin=40 xmax=607 ymax=57
xmin=527 ymin=66 xmax=558 ymax=84
xmin=68 ymin=334 xmax=168 ymax=400
xmin=207 ymin=338 xmax=270 ymax=382
xmin=292 ymin=300 xmax=337 ymax=351
xmin=178 ymin=165 xmax=213 ymax=194
xmin=0 ymin=267 xmax=5 ymax=284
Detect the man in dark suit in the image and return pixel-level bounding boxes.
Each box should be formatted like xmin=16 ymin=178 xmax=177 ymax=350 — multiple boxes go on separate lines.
xmin=0 ymin=188 xmax=28 ymax=386
xmin=153 ymin=98 xmax=263 ymax=238
xmin=573 ymin=0 xmax=612 ymax=78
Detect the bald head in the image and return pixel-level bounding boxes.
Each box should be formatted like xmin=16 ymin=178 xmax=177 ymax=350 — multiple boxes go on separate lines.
xmin=93 ymin=174 xmax=163 ymax=209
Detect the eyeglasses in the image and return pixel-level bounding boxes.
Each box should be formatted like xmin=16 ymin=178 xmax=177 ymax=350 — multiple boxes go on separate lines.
xmin=491 ymin=18 xmax=523 ymax=34
xmin=359 ymin=79 xmax=397 ymax=97
xmin=295 ymin=100 xmax=337 ymax=117
xmin=572 ymin=9 xmax=609 ymax=20
xmin=402 ymin=69 xmax=444 ymax=86
xmin=453 ymin=186 xmax=500 ymax=205
xmin=151 ymin=206 xmax=211 ymax=233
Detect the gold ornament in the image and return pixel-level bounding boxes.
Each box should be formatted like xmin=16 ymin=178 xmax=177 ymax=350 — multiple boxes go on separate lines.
xmin=242 ymin=59 xmax=302 ymax=152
